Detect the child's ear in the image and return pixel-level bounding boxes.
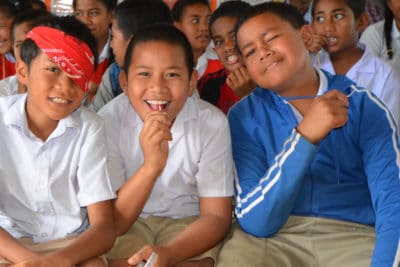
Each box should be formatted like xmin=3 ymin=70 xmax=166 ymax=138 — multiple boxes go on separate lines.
xmin=118 ymin=69 xmax=128 ymax=94
xmin=356 ymin=12 xmax=369 ymax=32
xmin=174 ymin=21 xmax=183 ymax=31
xmin=15 ymin=60 xmax=29 ymax=86
xmin=188 ymin=70 xmax=198 ymax=97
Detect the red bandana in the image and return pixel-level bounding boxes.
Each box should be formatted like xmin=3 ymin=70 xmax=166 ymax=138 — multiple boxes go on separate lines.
xmin=26 ymin=26 xmax=94 ymax=93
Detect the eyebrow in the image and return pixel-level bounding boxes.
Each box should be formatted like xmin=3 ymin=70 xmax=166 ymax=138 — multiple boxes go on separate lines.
xmin=316 ymin=8 xmax=346 ymax=14
xmin=134 ymin=65 xmax=184 ymax=70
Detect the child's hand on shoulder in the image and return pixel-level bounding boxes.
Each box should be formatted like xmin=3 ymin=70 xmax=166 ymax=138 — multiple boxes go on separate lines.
xmin=226 ymin=66 xmax=255 ymax=98
xmin=128 ymin=245 xmax=170 ymax=267
xmin=297 ymin=90 xmax=348 ymax=144
xmin=140 ymin=112 xmax=172 ymax=177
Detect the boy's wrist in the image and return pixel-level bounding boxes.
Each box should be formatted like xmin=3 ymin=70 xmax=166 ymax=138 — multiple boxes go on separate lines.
xmin=140 ymin=163 xmax=164 ymax=180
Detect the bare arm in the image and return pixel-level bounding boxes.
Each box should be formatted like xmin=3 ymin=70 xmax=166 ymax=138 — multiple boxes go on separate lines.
xmin=113 ymin=112 xmax=172 ymax=236
xmin=0 ymin=228 xmax=37 ymax=263
xmin=128 ymin=196 xmax=233 ymax=267
xmin=11 ymin=200 xmax=115 ymax=267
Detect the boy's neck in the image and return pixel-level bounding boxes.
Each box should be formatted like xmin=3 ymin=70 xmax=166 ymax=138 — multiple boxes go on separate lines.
xmin=329 ymin=46 xmax=363 ymax=75
xmin=281 ymin=67 xmax=320 ymax=116
xmin=25 ymin=103 xmax=58 ymax=142
xmin=193 ymin=48 xmax=205 ymax=66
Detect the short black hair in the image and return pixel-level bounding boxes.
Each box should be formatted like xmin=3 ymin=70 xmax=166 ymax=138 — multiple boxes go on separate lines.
xmin=11 ymin=9 xmax=50 ymax=44
xmin=234 ymin=2 xmax=306 ymax=53
xmin=311 ymin=0 xmax=366 ymax=20
xmin=72 ymin=0 xmax=117 ymax=12
xmin=113 ymin=0 xmax=172 ymax=40
xmin=31 ymin=0 xmax=47 ymax=11
xmin=209 ymin=0 xmax=251 ymax=38
xmin=171 ymin=0 xmax=210 ymax=22
xmin=123 ymin=23 xmax=194 ymax=76
xmin=20 ymin=15 xmax=98 ymax=70
xmin=0 ymin=0 xmax=18 ymax=18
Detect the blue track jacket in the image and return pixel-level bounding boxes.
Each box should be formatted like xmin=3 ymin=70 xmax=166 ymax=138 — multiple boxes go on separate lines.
xmin=229 ymin=70 xmax=400 ymax=266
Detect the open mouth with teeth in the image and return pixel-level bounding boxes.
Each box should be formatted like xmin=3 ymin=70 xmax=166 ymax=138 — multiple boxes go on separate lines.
xmin=327 ymin=37 xmax=337 ymax=45
xmin=145 ymin=100 xmax=171 ymax=111
xmin=49 ymin=97 xmax=72 ymax=104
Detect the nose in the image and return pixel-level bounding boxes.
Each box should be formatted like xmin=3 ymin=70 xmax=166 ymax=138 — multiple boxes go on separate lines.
xmin=224 ymin=36 xmax=235 ymax=51
xmin=56 ymin=72 xmax=79 ymax=94
xmin=260 ymin=45 xmax=273 ymax=62
xmin=199 ymin=19 xmax=208 ymax=32
xmin=323 ymin=17 xmax=335 ymax=32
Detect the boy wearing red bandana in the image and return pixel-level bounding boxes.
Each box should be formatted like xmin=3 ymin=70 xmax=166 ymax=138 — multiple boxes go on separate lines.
xmin=0 ymin=16 xmax=115 ymax=267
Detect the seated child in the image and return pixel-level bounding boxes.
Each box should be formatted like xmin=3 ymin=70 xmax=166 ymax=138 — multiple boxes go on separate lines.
xmin=73 ymin=0 xmax=117 ymax=103
xmin=0 ymin=0 xmax=18 ymax=80
xmin=360 ymin=0 xmax=400 ymax=74
xmin=0 ymin=9 xmax=50 ymax=97
xmin=217 ymin=3 xmax=400 ymax=267
xmin=89 ymin=0 xmax=172 ymax=112
xmin=0 ymin=16 xmax=115 ymax=267
xmin=172 ymin=0 xmax=223 ymax=78
xmin=310 ymin=0 xmax=400 ymax=124
xmin=99 ymin=24 xmax=234 ymax=267
xmin=197 ymin=0 xmax=255 ymax=114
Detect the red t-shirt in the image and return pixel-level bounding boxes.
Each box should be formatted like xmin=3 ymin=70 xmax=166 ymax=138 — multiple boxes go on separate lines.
xmin=1 ymin=54 xmax=16 ymax=80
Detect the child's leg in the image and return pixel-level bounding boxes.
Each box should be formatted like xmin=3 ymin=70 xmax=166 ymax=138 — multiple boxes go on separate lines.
xmin=156 ymin=217 xmax=221 ymax=267
xmin=107 ymin=217 xmax=155 ymax=266
xmin=175 ymin=257 xmax=215 ymax=267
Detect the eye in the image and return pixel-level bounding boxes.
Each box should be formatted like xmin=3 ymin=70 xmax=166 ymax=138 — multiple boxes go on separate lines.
xmin=315 ymin=16 xmax=325 ymax=23
xmin=334 ymin=13 xmax=344 ymax=20
xmin=191 ymin=18 xmax=199 ymax=24
xmin=74 ymin=11 xmax=82 ymax=17
xmin=244 ymin=48 xmax=255 ymax=58
xmin=214 ymin=39 xmax=223 ymax=47
xmin=138 ymin=72 xmax=150 ymax=77
xmin=165 ymin=72 xmax=179 ymax=78
xmin=46 ymin=66 xmax=59 ymax=73
xmin=89 ymin=10 xmax=100 ymax=17
xmin=263 ymin=34 xmax=278 ymax=44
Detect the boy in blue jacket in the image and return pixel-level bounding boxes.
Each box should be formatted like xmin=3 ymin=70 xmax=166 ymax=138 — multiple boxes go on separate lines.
xmin=217 ymin=2 xmax=400 ymax=267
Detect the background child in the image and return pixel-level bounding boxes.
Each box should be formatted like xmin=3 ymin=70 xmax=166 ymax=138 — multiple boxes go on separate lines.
xmin=0 ymin=9 xmax=50 ymax=97
xmin=172 ymin=0 xmax=223 ymax=78
xmin=360 ymin=0 xmax=400 ymax=74
xmin=99 ymin=23 xmax=234 ymax=267
xmin=73 ymin=0 xmax=117 ymax=102
xmin=0 ymin=0 xmax=18 ymax=80
xmin=217 ymin=3 xmax=400 ymax=267
xmin=0 ymin=16 xmax=115 ymax=267
xmin=89 ymin=0 xmax=172 ymax=112
xmin=197 ymin=0 xmax=254 ymax=114
xmin=310 ymin=0 xmax=400 ymax=124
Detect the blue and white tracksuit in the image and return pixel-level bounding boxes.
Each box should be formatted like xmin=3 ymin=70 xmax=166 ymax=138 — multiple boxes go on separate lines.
xmin=228 ymin=70 xmax=400 ymax=266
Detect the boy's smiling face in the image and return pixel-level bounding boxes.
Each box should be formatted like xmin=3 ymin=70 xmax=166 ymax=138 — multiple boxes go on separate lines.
xmin=311 ymin=0 xmax=364 ymax=55
xmin=237 ymin=13 xmax=309 ymax=93
xmin=175 ymin=3 xmax=211 ymax=56
xmin=123 ymin=41 xmax=196 ymax=122
xmin=18 ymin=52 xmax=85 ymax=124
xmin=0 ymin=15 xmax=13 ymax=54
xmin=211 ymin=16 xmax=244 ymax=72
xmin=74 ymin=0 xmax=112 ymax=43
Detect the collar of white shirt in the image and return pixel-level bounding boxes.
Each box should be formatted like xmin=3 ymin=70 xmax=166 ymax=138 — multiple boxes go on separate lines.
xmin=4 ymin=94 xmax=81 ymax=140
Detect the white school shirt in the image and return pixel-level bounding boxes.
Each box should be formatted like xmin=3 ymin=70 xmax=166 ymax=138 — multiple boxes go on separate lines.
xmin=312 ymin=48 xmax=400 ymax=124
xmin=0 ymin=75 xmax=18 ymax=97
xmin=360 ymin=19 xmax=400 ymax=74
xmin=99 ymin=94 xmax=235 ymax=219
xmin=0 ymin=94 xmax=116 ymax=243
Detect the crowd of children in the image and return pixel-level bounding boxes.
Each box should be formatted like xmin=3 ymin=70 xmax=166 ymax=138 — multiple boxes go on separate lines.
xmin=0 ymin=0 xmax=399 ymax=266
